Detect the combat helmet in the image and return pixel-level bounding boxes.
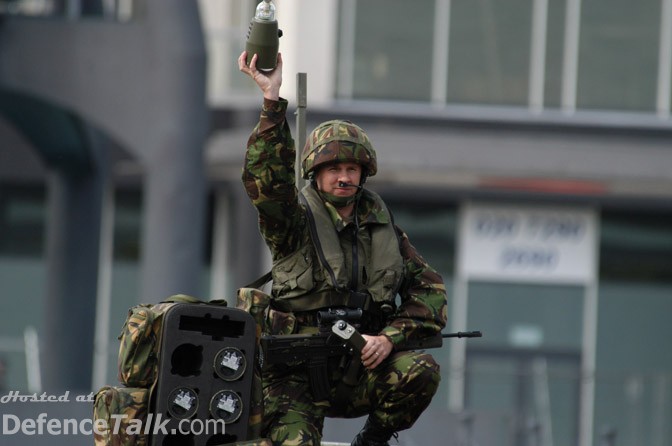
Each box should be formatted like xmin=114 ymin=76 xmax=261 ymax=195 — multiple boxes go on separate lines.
xmin=301 ymin=120 xmax=377 ymax=179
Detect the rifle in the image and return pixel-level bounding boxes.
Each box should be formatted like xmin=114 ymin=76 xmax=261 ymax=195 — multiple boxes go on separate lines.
xmin=259 ymin=308 xmax=481 ymax=400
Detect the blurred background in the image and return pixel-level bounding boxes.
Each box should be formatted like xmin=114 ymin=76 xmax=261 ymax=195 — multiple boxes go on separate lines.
xmin=0 ymin=1 xmax=671 ymax=445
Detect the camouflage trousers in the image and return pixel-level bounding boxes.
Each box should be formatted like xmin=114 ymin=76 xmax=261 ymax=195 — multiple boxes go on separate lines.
xmin=261 ymin=350 xmax=440 ymax=446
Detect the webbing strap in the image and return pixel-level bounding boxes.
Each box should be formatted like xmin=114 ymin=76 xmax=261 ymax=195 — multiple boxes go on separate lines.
xmin=270 ymin=289 xmax=371 ymax=313
xmin=243 ymin=271 xmax=273 ymax=290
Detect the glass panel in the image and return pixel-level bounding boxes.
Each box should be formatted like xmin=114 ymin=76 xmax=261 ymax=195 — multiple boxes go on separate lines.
xmin=466 ymin=281 xmax=583 ymax=445
xmin=597 ymin=283 xmax=672 ymax=371
xmin=594 ymin=210 xmax=672 ymax=445
xmin=0 ymin=0 xmax=138 ymax=20
xmin=0 ymin=185 xmax=47 ymax=391
xmin=595 ymin=370 xmax=672 ymax=446
xmin=467 ymin=355 xmax=519 ymax=412
xmin=201 ymin=0 xmax=257 ymax=100
xmin=385 ymin=202 xmax=456 ymax=275
xmin=350 ymin=0 xmax=434 ymax=101
xmin=466 ymin=352 xmax=580 ymax=446
xmin=448 ymin=0 xmax=533 ymax=106
xmin=599 ymin=210 xmax=672 ymax=282
xmin=0 ymin=0 xmax=57 ymax=16
xmin=0 ymin=185 xmax=46 ymax=256
xmin=80 ymin=0 xmax=104 ymax=16
xmin=467 ymin=282 xmax=584 ymax=350
xmin=113 ymin=190 xmax=142 ymax=261
xmin=543 ymin=0 xmax=567 ymax=108
xmin=577 ymin=0 xmax=660 ymax=111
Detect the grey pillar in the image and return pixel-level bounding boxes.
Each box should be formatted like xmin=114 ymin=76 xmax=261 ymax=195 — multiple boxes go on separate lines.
xmin=41 ymin=127 xmax=108 ymax=392
xmin=138 ymin=1 xmax=208 ymax=303
xmin=141 ymin=148 xmax=206 ymax=302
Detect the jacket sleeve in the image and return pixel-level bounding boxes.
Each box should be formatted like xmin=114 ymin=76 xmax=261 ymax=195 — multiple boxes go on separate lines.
xmin=380 ymin=226 xmax=448 ymax=347
xmin=241 ymin=98 xmax=303 ymax=260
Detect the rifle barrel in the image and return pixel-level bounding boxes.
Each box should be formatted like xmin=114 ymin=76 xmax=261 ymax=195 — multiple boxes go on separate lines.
xmin=442 ymin=331 xmax=482 ymax=338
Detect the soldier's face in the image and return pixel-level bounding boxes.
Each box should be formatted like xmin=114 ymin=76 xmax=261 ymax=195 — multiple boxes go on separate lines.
xmin=315 ymin=162 xmax=362 ymax=196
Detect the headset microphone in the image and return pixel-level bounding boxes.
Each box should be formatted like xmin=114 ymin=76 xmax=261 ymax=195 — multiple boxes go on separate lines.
xmin=338 ymin=181 xmax=363 ymax=189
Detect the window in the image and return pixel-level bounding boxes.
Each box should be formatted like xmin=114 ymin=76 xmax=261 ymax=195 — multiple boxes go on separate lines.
xmin=0 ymin=184 xmax=46 ymax=257
xmin=599 ymin=210 xmax=672 ymax=283
xmin=384 ymin=201 xmax=456 ymax=276
xmin=338 ymin=0 xmax=670 ymax=114
xmin=594 ymin=209 xmax=672 ymax=445
xmin=448 ymin=0 xmax=533 ymax=106
xmin=0 ymin=0 xmax=136 ymax=21
xmin=339 ymin=0 xmax=435 ymax=101
xmin=577 ymin=0 xmax=661 ymax=111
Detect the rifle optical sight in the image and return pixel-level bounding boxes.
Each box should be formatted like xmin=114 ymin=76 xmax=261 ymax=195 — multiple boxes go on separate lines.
xmin=317 ymin=308 xmax=363 ymax=325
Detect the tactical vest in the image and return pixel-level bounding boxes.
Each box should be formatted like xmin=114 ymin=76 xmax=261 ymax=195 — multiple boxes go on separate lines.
xmin=270 ymin=184 xmax=404 ymax=313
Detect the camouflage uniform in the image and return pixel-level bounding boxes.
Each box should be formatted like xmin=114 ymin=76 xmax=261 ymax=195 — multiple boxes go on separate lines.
xmin=242 ymin=98 xmax=448 ymax=446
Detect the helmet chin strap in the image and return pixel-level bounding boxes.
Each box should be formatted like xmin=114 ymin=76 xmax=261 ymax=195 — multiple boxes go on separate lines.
xmin=319 ymin=191 xmax=358 ymax=208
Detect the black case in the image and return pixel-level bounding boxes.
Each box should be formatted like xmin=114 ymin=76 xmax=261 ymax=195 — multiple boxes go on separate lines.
xmin=150 ymin=303 xmax=256 ymax=446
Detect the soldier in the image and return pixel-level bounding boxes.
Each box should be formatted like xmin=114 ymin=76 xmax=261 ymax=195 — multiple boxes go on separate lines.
xmin=238 ymin=51 xmax=448 ymax=446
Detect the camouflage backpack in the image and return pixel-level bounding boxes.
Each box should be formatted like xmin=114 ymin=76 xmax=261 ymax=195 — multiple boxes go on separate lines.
xmin=116 ymin=295 xmax=208 ymax=388
xmin=93 ymin=294 xmax=225 ymax=446
xmin=93 ymin=292 xmax=272 ymax=446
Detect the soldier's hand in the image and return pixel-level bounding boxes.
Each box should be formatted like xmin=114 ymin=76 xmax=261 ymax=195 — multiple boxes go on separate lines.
xmin=238 ymin=51 xmax=282 ymax=101
xmin=361 ymin=334 xmax=393 ymax=370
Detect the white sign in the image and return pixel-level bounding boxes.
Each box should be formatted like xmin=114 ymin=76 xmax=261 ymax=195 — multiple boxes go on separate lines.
xmin=458 ymin=203 xmax=597 ymax=284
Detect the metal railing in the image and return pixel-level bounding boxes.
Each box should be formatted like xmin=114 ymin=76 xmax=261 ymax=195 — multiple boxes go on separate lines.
xmin=453 ymin=361 xmax=672 ymax=446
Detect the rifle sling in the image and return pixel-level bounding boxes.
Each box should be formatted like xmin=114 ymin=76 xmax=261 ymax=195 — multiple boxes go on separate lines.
xmin=243 ymin=270 xmax=272 ymax=289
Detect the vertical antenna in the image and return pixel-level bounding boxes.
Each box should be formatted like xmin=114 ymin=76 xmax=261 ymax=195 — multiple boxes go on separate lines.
xmin=295 ymin=72 xmax=307 ymax=190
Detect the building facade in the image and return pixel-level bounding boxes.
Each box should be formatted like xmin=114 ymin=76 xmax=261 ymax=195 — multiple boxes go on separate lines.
xmin=0 ymin=1 xmax=671 ymax=445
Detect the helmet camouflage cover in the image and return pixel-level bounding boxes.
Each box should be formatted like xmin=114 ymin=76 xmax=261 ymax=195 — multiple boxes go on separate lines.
xmin=301 ymin=120 xmax=377 ymax=179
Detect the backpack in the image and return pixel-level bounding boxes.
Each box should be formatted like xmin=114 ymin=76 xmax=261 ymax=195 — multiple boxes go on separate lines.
xmin=93 ymin=294 xmax=269 ymax=446
xmin=116 ymin=295 xmax=208 ymax=388
xmin=93 ymin=385 xmax=149 ymax=446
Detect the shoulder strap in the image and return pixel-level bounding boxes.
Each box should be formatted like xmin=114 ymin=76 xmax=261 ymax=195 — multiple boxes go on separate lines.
xmin=298 ymin=186 xmax=344 ymax=289
xmin=163 ymin=294 xmax=203 ymax=304
xmin=163 ymin=294 xmax=228 ymax=306
xmin=244 ymin=271 xmax=273 ymax=290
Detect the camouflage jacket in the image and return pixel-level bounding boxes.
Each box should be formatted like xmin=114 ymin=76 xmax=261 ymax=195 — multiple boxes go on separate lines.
xmin=242 ymin=98 xmax=447 ymax=346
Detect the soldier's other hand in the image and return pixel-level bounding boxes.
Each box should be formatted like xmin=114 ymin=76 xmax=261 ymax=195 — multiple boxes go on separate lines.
xmin=360 ymin=334 xmax=393 ymax=370
xmin=238 ymin=51 xmax=282 ymax=101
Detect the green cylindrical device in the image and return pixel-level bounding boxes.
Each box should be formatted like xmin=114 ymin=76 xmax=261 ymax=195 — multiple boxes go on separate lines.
xmin=245 ymin=0 xmax=282 ymax=71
